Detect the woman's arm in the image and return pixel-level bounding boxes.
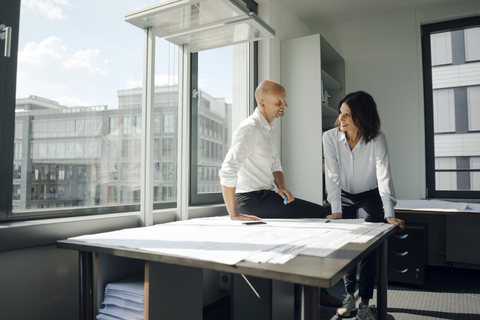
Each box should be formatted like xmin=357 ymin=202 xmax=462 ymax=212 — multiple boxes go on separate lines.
xmin=323 ymin=131 xmax=343 ymax=218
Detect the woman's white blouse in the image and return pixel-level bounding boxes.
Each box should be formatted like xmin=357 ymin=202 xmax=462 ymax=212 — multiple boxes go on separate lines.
xmin=323 ymin=128 xmax=396 ymax=218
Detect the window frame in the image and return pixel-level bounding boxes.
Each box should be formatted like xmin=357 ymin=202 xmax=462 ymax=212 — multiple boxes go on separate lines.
xmin=422 ymin=16 xmax=480 ymax=199
xmin=189 ymin=0 xmax=259 ymax=206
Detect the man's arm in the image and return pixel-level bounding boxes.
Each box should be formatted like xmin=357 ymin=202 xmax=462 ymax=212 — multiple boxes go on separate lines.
xmin=273 ymin=171 xmax=294 ymax=204
xmin=221 ymin=184 xmax=262 ymax=221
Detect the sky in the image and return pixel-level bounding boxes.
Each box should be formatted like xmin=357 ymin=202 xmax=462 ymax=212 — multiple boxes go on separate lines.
xmin=16 ymin=0 xmax=233 ymax=108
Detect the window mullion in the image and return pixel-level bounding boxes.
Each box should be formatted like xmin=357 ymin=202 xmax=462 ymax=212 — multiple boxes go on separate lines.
xmin=177 ymin=45 xmax=191 ymax=221
xmin=140 ymin=26 xmax=155 ymax=227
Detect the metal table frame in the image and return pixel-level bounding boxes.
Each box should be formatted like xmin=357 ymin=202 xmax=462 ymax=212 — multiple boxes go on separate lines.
xmin=58 ymin=224 xmax=396 ymax=320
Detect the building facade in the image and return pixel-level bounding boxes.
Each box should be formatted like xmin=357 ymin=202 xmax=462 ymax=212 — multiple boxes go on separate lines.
xmin=431 ymin=26 xmax=480 ymax=191
xmin=13 ymin=86 xmax=231 ymax=211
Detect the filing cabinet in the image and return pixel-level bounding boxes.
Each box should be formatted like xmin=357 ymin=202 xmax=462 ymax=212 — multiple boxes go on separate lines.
xmin=388 ymin=224 xmax=427 ymax=286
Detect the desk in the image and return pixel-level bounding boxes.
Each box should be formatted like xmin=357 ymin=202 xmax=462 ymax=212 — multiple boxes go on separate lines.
xmin=57 ymin=220 xmax=396 ymax=320
xmin=395 ymin=208 xmax=480 ymax=267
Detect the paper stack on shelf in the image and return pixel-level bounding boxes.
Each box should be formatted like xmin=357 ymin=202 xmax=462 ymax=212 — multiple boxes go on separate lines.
xmin=97 ymin=275 xmax=144 ymax=320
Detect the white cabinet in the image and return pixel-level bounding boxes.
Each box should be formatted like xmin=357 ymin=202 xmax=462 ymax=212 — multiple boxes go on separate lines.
xmin=280 ymin=34 xmax=345 ymax=204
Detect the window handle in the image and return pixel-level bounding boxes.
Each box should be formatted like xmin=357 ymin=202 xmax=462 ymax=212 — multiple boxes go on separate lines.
xmin=0 ymin=24 xmax=12 ymax=57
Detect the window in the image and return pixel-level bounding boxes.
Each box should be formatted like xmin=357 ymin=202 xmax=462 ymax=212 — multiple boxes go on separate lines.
xmin=163 ymin=114 xmax=175 ymax=133
xmin=422 ymin=17 xmax=480 ymax=199
xmin=1 ymin=0 xmax=257 ymax=221
xmin=5 ymin=1 xmax=177 ymax=219
xmin=465 ymin=27 xmax=480 ymax=62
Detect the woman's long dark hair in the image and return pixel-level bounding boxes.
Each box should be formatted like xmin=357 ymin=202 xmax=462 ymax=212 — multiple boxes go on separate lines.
xmin=337 ymin=91 xmax=380 ymax=144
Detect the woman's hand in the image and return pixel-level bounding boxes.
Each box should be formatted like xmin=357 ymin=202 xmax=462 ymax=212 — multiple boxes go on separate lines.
xmin=326 ymin=212 xmax=342 ymax=219
xmin=386 ymin=217 xmax=405 ymax=231
xmin=230 ymin=212 xmax=262 ymax=221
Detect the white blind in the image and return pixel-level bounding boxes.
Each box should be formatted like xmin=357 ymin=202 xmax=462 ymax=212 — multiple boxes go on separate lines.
xmin=433 ymin=88 xmax=455 ymax=133
xmin=431 ymin=32 xmax=452 ymax=66
xmin=465 ymin=27 xmax=480 ymax=62
xmin=468 ymin=86 xmax=480 ymax=131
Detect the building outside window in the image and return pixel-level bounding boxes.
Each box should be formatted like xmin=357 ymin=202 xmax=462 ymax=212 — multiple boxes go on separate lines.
xmin=423 ymin=17 xmax=480 ymax=198
xmin=3 ymin=0 xmax=255 ymax=221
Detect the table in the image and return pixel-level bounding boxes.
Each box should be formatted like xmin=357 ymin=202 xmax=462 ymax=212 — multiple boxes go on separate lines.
xmin=57 ymin=221 xmax=396 ymax=320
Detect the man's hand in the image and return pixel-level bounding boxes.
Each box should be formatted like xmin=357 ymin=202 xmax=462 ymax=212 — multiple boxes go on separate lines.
xmin=273 ymin=171 xmax=295 ymax=204
xmin=326 ymin=212 xmax=342 ymax=219
xmin=386 ymin=217 xmax=405 ymax=231
xmin=230 ymin=212 xmax=262 ymax=221
xmin=278 ymin=187 xmax=294 ymax=204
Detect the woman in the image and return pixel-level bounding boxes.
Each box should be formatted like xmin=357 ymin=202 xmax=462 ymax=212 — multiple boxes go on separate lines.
xmin=322 ymin=91 xmax=404 ymax=320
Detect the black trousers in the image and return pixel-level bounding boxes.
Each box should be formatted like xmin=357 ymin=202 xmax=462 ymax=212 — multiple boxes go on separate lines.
xmin=341 ymin=188 xmax=384 ymax=300
xmin=235 ymin=190 xmax=330 ymax=219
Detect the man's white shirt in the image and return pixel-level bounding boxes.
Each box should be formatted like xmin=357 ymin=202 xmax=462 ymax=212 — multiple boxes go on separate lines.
xmin=219 ymin=108 xmax=283 ymax=193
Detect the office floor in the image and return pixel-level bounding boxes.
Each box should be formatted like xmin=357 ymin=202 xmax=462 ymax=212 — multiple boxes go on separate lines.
xmin=204 ymin=266 xmax=480 ymax=320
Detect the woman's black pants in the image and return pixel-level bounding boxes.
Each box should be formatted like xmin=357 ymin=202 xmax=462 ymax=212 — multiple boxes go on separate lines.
xmin=341 ymin=188 xmax=384 ymax=300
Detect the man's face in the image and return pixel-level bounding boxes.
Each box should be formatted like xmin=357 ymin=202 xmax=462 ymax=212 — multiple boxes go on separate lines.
xmin=260 ymin=87 xmax=288 ymax=123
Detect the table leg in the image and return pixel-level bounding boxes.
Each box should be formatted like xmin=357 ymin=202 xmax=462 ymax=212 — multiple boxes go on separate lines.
xmin=301 ymin=285 xmax=318 ymax=320
xmin=79 ymin=251 xmax=94 ymax=320
xmin=376 ymin=239 xmax=388 ymax=320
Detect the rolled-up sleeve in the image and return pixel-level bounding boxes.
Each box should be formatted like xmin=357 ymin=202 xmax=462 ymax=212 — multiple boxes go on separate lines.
xmin=375 ymin=133 xmax=397 ymax=218
xmin=219 ymin=126 xmax=256 ymax=188
xmin=323 ymin=131 xmax=342 ymax=214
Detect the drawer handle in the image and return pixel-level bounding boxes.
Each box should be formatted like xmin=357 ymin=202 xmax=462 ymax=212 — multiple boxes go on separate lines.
xmin=392 ymin=267 xmax=408 ymax=274
xmin=392 ymin=250 xmax=409 ymax=256
xmin=393 ymin=233 xmax=409 ymax=239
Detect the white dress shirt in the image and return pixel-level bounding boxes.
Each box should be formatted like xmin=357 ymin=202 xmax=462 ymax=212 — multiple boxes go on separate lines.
xmin=323 ymin=128 xmax=396 ymax=218
xmin=219 ymin=108 xmax=283 ymax=193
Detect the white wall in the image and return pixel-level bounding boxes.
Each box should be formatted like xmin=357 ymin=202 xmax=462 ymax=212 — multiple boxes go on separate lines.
xmin=310 ymin=0 xmax=480 ymax=200
xmin=257 ymin=0 xmax=312 ymax=156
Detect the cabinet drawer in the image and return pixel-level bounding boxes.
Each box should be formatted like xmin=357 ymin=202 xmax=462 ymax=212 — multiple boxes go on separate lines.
xmin=388 ymin=228 xmax=424 ymax=249
xmin=388 ymin=264 xmax=424 ymax=285
xmin=388 ymin=249 xmax=424 ymax=266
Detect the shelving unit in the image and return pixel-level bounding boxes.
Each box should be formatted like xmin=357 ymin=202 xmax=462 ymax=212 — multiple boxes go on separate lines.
xmin=280 ymin=34 xmax=345 ymax=204
xmin=93 ymin=253 xmax=203 ymax=320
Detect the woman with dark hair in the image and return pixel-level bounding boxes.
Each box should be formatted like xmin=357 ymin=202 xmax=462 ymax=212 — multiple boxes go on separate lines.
xmin=322 ymin=91 xmax=404 ymax=320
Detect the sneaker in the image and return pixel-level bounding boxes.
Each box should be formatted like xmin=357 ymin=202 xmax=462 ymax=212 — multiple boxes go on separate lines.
xmin=337 ymin=294 xmax=356 ymax=317
xmin=320 ymin=288 xmax=342 ymax=308
xmin=356 ymin=305 xmax=376 ymax=320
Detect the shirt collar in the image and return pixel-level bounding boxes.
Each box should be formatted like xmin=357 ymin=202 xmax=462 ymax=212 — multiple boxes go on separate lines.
xmin=337 ymin=128 xmax=364 ymax=145
xmin=254 ymin=108 xmax=274 ymax=131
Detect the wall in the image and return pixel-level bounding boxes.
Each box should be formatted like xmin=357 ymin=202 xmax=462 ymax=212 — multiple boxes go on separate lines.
xmin=257 ymin=0 xmax=312 ymax=154
xmin=313 ymin=0 xmax=480 ymax=201
xmin=0 ymin=245 xmax=78 ymax=320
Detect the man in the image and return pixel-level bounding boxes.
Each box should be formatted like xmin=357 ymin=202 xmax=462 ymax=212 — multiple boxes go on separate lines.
xmin=219 ymin=80 xmax=341 ymax=308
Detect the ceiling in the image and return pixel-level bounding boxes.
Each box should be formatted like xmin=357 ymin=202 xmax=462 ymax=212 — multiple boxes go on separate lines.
xmin=256 ymin=0 xmax=470 ymax=29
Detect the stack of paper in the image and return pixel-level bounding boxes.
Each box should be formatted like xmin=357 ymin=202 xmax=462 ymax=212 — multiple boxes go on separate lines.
xmin=97 ymin=275 xmax=144 ymax=320
xmin=70 ymin=217 xmax=392 ymax=266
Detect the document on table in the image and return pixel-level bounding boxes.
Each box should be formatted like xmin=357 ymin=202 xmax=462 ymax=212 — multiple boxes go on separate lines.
xmin=396 ymin=199 xmax=480 ymax=213
xmin=69 ymin=217 xmax=391 ymax=266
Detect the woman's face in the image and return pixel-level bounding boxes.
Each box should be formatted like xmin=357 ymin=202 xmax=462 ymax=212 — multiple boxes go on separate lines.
xmin=338 ymin=103 xmax=358 ymax=134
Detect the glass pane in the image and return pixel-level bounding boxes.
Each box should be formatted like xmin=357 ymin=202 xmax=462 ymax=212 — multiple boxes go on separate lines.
xmin=153 ymin=40 xmax=178 ymax=203
xmin=467 ymin=86 xmax=480 ymax=131
xmin=471 ymin=157 xmax=480 ymax=191
xmin=196 ymin=46 xmax=233 ymax=194
xmin=13 ymin=1 xmax=174 ymax=214
xmin=430 ymin=28 xmax=480 ymax=192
